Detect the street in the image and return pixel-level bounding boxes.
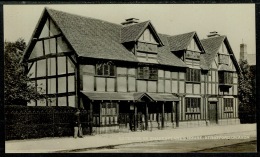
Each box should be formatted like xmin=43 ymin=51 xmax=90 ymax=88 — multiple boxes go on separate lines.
xmin=77 ymin=131 xmax=256 ymax=153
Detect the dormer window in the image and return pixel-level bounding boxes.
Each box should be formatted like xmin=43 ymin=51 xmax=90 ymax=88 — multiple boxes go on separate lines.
xmin=96 ymin=61 xmax=115 ymax=76
xmin=137 ymin=41 xmax=158 ymax=53
xmin=186 ymin=51 xmax=200 ymax=60
xmin=218 ymin=54 xmax=229 ymax=65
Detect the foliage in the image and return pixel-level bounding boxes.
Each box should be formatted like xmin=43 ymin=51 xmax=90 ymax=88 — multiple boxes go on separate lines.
xmin=4 ymin=38 xmax=44 ymax=106
xmin=5 ymin=105 xmax=90 ymax=140
xmin=238 ymin=59 xmax=256 ymax=123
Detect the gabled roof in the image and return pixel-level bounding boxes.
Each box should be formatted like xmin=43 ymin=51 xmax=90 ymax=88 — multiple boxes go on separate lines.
xmin=167 ymin=32 xmax=195 ymax=52
xmin=200 ymin=36 xmax=226 ymax=69
xmin=121 ymin=21 xmax=164 ymax=46
xmin=201 ymin=36 xmax=241 ymax=73
xmin=158 ymin=34 xmax=187 ymax=67
xmin=22 ymin=8 xmax=188 ymax=68
xmin=46 ymin=8 xmax=138 ymax=62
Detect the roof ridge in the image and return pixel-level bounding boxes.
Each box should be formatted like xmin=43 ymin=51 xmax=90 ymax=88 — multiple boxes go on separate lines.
xmin=167 ymin=31 xmax=196 ymax=38
xmin=121 ymin=20 xmax=150 ymax=28
xmin=46 ymin=7 xmax=123 ymax=27
xmin=201 ymin=35 xmax=226 ymax=41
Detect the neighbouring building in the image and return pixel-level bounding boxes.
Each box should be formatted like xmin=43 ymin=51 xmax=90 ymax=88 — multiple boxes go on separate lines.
xmin=21 ymin=8 xmax=241 ymax=134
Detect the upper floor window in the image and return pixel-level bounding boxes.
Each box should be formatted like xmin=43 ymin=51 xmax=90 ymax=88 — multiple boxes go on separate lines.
xmin=219 ymin=54 xmax=229 ymax=65
xmin=219 ymin=71 xmax=233 ymax=85
xmin=137 ymin=66 xmax=158 ymax=80
xmin=96 ymin=62 xmax=115 ymax=76
xmin=186 ymin=68 xmax=200 ymax=82
xmin=186 ymin=51 xmax=200 ymax=60
xmin=224 ymin=98 xmax=233 ymax=112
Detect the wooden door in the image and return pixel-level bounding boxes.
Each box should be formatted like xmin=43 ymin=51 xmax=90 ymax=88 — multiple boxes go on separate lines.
xmin=209 ymin=102 xmax=217 ymax=124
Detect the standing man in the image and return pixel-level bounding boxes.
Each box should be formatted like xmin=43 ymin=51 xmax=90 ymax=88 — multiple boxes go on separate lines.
xmin=74 ymin=109 xmax=83 ymax=138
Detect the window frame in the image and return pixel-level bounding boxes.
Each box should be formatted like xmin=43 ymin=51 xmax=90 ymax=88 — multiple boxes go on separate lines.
xmin=219 ymin=71 xmax=233 ymax=85
xmin=186 ymin=68 xmax=201 ymax=83
xmin=224 ymin=98 xmax=233 ymax=112
xmin=137 ymin=66 xmax=158 ymax=80
xmin=95 ymin=61 xmax=116 ymax=77
xmin=185 ymin=98 xmax=201 ymax=113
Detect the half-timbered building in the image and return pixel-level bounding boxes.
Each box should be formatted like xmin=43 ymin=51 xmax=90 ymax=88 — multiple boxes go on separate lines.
xmin=21 ymin=8 xmax=241 ymax=133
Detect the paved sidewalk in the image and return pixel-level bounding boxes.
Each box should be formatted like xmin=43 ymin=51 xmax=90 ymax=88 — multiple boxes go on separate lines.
xmin=5 ymin=124 xmax=256 ymax=153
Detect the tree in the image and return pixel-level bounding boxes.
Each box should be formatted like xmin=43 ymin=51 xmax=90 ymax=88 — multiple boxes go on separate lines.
xmin=4 ymin=38 xmax=43 ymax=106
xmin=238 ymin=59 xmax=256 ymax=123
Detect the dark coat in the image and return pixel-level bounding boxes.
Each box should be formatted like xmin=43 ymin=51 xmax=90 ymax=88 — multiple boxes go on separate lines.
xmin=73 ymin=112 xmax=81 ymax=127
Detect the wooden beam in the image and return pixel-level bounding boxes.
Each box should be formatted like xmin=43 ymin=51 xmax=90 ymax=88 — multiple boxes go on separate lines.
xmin=175 ymin=101 xmax=179 ymax=127
xmin=161 ymin=103 xmax=164 ymax=129
xmin=145 ymin=103 xmax=148 ymax=130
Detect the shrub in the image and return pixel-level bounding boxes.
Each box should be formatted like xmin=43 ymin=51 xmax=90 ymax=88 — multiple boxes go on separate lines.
xmin=5 ymin=105 xmax=91 ymax=140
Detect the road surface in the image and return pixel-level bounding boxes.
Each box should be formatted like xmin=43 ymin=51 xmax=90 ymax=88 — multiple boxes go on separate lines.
xmin=76 ymin=130 xmax=256 ymax=153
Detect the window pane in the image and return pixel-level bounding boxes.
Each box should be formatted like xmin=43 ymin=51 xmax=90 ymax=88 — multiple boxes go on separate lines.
xmin=149 ymin=67 xmax=158 ymax=79
xmin=58 ymin=77 xmax=66 ymax=93
xmin=67 ymin=57 xmax=75 ymax=73
xmin=96 ymin=64 xmax=103 ymax=75
xmin=109 ymin=64 xmax=115 ymax=76
xmin=48 ymin=58 xmax=56 ymax=76
xmin=104 ymin=64 xmax=109 ymax=76
xmin=48 ymin=78 xmax=56 ymax=94
xmin=57 ymin=56 xmax=66 ymax=74
xmin=28 ymin=62 xmax=36 ymax=78
xmin=68 ymin=96 xmax=75 ymax=107
xmin=37 ymin=60 xmax=46 ymax=77
xmin=138 ymin=67 xmax=144 ymax=79
xmin=68 ymin=76 xmax=75 ymax=92
xmin=57 ymin=96 xmax=67 ymax=106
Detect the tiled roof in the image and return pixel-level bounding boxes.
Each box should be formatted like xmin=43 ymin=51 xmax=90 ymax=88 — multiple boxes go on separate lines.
xmin=158 ymin=34 xmax=187 ymax=67
xmin=46 ymin=8 xmax=187 ymax=67
xmin=24 ymin=8 xmax=238 ymax=71
xmin=81 ymin=92 xmax=179 ymax=101
xmin=81 ymin=92 xmax=134 ymax=101
xmin=200 ymin=36 xmax=226 ymax=69
xmin=167 ymin=32 xmax=195 ymax=52
xmin=47 ymin=8 xmax=138 ymax=62
xmin=121 ymin=21 xmax=150 ymax=43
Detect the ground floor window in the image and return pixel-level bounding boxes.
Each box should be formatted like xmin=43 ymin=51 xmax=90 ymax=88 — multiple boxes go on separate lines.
xmin=185 ymin=98 xmax=201 ymax=113
xmin=100 ymin=102 xmax=118 ymax=125
xmin=224 ymin=98 xmax=233 ymax=112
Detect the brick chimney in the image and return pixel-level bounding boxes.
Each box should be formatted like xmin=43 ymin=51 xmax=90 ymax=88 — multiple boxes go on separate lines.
xmin=121 ymin=18 xmax=139 ymax=26
xmin=207 ymin=31 xmax=220 ymax=38
xmin=240 ymin=43 xmax=247 ymax=61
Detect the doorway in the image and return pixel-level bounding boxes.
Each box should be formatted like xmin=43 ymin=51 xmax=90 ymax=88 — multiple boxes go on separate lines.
xmin=209 ymin=101 xmax=218 ymax=124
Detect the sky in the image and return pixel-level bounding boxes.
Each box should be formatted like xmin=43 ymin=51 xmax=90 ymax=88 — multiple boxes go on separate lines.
xmin=4 ymin=4 xmax=256 ymax=60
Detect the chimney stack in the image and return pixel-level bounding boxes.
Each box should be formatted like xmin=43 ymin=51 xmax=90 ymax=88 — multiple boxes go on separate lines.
xmin=240 ymin=43 xmax=247 ymax=61
xmin=121 ymin=18 xmax=139 ymax=26
xmin=207 ymin=31 xmax=220 ymax=38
